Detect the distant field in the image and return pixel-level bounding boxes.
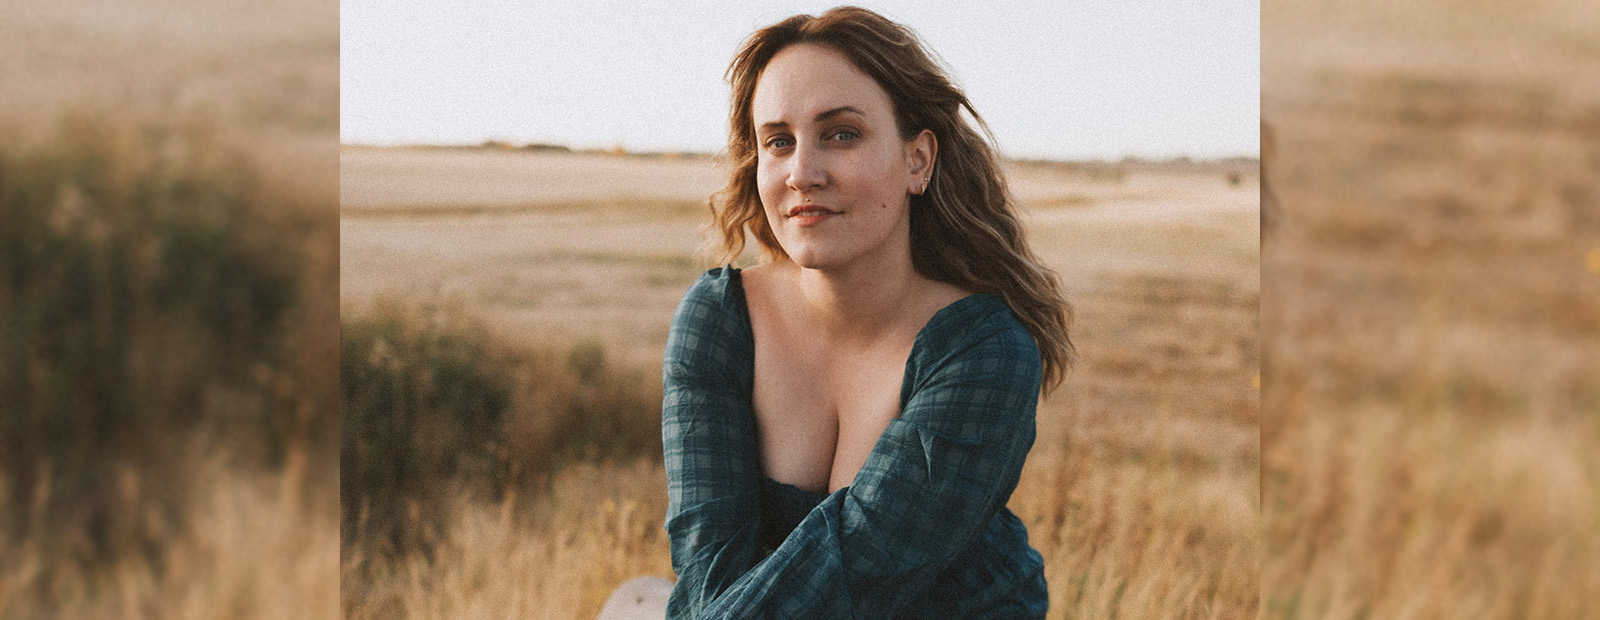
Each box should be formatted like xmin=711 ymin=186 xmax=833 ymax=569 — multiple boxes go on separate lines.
xmin=339 ymin=147 xmax=1259 ymax=361
xmin=340 ymin=146 xmax=1262 ymax=618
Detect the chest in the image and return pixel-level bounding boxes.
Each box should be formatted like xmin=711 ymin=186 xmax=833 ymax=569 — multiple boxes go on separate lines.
xmin=749 ymin=318 xmax=913 ymax=494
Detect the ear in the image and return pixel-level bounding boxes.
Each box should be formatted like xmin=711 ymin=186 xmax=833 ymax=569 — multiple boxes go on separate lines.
xmin=905 ymin=129 xmax=937 ymax=195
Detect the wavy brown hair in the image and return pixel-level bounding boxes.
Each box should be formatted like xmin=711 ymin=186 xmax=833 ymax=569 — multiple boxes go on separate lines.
xmin=710 ymin=6 xmax=1075 ymax=391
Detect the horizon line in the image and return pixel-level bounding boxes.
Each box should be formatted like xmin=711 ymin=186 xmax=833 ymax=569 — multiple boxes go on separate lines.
xmin=337 ymin=140 xmax=1262 ymax=165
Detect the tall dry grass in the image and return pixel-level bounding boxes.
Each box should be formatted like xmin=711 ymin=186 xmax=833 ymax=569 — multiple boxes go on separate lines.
xmin=1014 ymin=267 xmax=1260 ymax=618
xmin=342 ymin=459 xmax=672 ymax=620
xmin=0 ymin=453 xmax=338 ymax=619
xmin=1261 ymin=124 xmax=1600 ymax=618
xmin=1263 ymin=1 xmax=1600 ymax=615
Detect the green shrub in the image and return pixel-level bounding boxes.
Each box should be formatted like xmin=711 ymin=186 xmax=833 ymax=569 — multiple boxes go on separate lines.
xmin=339 ymin=305 xmax=664 ymax=560
xmin=0 ymin=116 xmax=323 ymax=570
xmin=339 ymin=305 xmax=513 ymax=555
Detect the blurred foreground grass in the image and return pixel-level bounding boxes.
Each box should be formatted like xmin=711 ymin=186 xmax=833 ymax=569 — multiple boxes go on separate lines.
xmin=1263 ymin=0 xmax=1600 ymax=616
xmin=0 ymin=114 xmax=338 ymax=617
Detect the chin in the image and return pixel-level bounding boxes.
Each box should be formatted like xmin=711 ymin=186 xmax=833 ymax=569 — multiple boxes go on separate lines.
xmin=784 ymin=249 xmax=843 ymax=271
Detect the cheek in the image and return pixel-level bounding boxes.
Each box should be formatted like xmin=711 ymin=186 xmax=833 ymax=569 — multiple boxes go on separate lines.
xmin=754 ymin=169 xmax=787 ymax=232
xmin=858 ymin=149 xmax=905 ymax=192
xmin=755 ymin=160 xmax=782 ymax=205
xmin=863 ymin=163 xmax=906 ymax=204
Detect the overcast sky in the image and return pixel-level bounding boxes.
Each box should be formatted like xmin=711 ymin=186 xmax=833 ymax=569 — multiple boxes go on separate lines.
xmin=341 ymin=1 xmax=1259 ymax=160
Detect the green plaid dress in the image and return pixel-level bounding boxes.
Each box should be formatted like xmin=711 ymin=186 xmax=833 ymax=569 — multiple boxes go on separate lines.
xmin=662 ymin=267 xmax=1048 ymax=619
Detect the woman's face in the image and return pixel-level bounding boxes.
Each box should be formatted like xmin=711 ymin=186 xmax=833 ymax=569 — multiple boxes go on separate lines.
xmin=751 ymin=43 xmax=932 ymax=272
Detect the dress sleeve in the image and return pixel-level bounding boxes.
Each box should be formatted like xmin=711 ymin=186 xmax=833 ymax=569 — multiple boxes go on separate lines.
xmin=661 ymin=271 xmax=767 ymax=618
xmin=695 ymin=310 xmax=1043 ymax=619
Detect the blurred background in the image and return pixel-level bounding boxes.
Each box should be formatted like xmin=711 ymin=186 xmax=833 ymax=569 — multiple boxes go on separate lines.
xmin=1263 ymin=0 xmax=1600 ymax=617
xmin=340 ymin=1 xmax=1261 ymax=618
xmin=0 ymin=0 xmax=338 ymax=617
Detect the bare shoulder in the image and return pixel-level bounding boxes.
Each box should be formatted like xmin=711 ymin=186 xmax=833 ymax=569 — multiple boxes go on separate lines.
xmin=739 ymin=261 xmax=773 ymax=292
xmin=739 ymin=261 xmax=795 ymax=310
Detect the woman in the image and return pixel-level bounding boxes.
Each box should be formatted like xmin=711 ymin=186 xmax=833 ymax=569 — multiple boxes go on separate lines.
xmin=660 ymin=6 xmax=1072 ymax=618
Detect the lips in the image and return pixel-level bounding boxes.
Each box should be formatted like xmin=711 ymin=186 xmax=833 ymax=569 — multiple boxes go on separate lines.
xmin=786 ymin=204 xmax=839 ymax=228
xmin=786 ymin=204 xmax=839 ymax=218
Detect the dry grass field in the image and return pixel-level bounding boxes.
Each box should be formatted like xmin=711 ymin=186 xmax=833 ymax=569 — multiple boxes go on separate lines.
xmin=0 ymin=1 xmax=338 ymax=617
xmin=340 ymin=145 xmax=1261 ymax=618
xmin=1264 ymin=0 xmax=1600 ymax=617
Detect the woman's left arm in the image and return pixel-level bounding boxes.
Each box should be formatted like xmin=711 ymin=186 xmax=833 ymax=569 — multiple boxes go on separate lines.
xmin=696 ymin=317 xmax=1042 ymax=618
xmin=661 ymin=272 xmax=768 ymax=618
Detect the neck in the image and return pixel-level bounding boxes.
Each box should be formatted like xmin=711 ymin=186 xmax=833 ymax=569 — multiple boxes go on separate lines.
xmin=786 ymin=254 xmax=921 ymax=345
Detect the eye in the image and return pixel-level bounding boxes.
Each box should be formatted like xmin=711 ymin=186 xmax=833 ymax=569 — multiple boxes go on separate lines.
xmin=763 ymin=136 xmax=794 ymax=150
xmin=831 ymin=129 xmax=860 ymax=143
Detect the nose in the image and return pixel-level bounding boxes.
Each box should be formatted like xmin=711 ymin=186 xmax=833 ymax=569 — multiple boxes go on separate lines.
xmin=785 ymin=139 xmax=827 ymax=194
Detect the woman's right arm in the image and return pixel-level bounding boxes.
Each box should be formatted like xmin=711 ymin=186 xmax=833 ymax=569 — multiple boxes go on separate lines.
xmin=661 ymin=270 xmax=765 ymax=618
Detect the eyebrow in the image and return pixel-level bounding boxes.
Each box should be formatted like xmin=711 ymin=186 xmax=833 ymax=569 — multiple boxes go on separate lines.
xmin=758 ymin=106 xmax=866 ymax=132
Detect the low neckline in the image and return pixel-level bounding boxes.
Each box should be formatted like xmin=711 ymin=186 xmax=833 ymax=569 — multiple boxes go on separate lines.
xmin=728 ymin=266 xmax=1001 ymax=493
xmin=729 ymin=266 xmax=997 ymax=382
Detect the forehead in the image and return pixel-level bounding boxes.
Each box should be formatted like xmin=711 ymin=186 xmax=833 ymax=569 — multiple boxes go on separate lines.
xmin=751 ymin=43 xmax=894 ymax=126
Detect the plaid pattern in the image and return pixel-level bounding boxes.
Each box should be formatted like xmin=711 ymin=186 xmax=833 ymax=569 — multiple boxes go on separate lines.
xmin=662 ymin=268 xmax=1048 ymax=619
